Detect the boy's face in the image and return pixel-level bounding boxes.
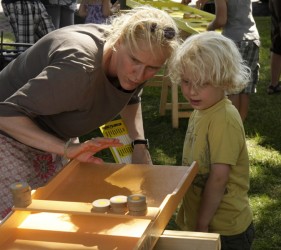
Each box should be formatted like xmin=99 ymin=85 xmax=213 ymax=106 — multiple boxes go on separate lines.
xmin=180 ymin=79 xmax=225 ymax=110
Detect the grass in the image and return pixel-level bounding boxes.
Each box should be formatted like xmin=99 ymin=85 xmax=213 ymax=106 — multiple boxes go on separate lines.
xmin=2 ymin=16 xmax=280 ymax=249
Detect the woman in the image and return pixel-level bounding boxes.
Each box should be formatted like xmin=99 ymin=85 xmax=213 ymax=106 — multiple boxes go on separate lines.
xmin=0 ymin=6 xmax=180 ymax=219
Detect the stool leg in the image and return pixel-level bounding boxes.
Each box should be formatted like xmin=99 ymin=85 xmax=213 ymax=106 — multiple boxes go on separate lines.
xmin=159 ymin=75 xmax=169 ymax=116
xmin=171 ymin=82 xmax=179 ymax=128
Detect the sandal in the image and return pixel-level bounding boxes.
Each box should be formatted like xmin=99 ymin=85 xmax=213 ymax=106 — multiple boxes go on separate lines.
xmin=267 ymin=83 xmax=281 ymax=95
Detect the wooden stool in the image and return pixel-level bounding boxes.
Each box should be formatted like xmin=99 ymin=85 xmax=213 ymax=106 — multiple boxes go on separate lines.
xmin=147 ymin=69 xmax=193 ymax=128
xmin=159 ymin=75 xmax=193 ymax=128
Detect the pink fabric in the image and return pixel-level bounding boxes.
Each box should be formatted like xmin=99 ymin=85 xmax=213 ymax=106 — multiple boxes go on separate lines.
xmin=0 ymin=134 xmax=64 ymax=219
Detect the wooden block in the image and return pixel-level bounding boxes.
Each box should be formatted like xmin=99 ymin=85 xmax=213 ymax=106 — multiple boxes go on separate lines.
xmin=154 ymin=230 xmax=221 ymax=250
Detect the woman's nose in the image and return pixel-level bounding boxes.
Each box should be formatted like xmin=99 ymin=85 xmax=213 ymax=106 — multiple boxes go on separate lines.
xmin=133 ymin=65 xmax=145 ymax=82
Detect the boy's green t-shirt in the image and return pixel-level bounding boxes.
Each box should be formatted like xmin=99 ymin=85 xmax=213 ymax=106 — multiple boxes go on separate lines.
xmin=176 ymin=97 xmax=253 ymax=235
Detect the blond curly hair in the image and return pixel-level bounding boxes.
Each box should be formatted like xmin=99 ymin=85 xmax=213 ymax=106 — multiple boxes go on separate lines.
xmin=169 ymin=31 xmax=251 ymax=94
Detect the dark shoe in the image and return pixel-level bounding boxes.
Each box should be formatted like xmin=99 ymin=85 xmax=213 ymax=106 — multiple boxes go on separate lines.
xmin=267 ymin=83 xmax=281 ymax=94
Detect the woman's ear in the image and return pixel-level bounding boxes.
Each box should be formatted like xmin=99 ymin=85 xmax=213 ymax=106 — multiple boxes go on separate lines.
xmin=113 ymin=38 xmax=123 ymax=52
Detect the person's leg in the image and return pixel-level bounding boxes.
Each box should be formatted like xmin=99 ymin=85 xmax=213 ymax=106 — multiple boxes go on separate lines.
xmin=34 ymin=2 xmax=55 ymax=41
xmin=239 ymin=93 xmax=249 ymax=122
xmin=60 ymin=6 xmax=74 ymax=27
xmin=234 ymin=40 xmax=259 ymax=120
xmin=228 ymin=94 xmax=239 ymax=111
xmin=44 ymin=4 xmax=60 ymax=29
xmin=18 ymin=1 xmax=36 ymax=44
xmin=270 ymin=51 xmax=281 ymax=86
xmin=228 ymin=93 xmax=249 ymax=122
xmin=2 ymin=2 xmax=19 ymax=42
xmin=268 ymin=2 xmax=281 ymax=93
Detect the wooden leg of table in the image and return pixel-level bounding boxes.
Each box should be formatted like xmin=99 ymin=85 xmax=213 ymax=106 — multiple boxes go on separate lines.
xmin=159 ymin=76 xmax=169 ymax=116
xmin=171 ymin=82 xmax=179 ymax=128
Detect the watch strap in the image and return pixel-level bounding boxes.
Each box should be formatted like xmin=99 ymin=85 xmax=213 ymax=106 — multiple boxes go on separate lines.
xmin=132 ymin=139 xmax=149 ymax=149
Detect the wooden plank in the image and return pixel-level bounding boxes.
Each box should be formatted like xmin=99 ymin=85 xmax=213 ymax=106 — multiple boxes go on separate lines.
xmin=140 ymin=162 xmax=199 ymax=250
xmin=0 ymin=211 xmax=31 ymax=245
xmin=31 ymin=160 xmax=81 ymax=200
xmin=154 ymin=230 xmax=221 ymax=250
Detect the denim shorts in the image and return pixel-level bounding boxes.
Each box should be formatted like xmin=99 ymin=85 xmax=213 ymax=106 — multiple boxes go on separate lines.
xmin=220 ymin=222 xmax=255 ymax=250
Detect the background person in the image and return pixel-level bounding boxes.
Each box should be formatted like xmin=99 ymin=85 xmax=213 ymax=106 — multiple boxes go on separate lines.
xmin=206 ymin=0 xmax=260 ymax=122
xmin=188 ymin=0 xmax=260 ymax=122
xmin=1 ymin=0 xmax=54 ymax=47
xmin=78 ymin=0 xmax=113 ymax=24
xmin=0 ymin=6 xmax=179 ymax=219
xmin=267 ymin=0 xmax=281 ymax=94
xmin=169 ymin=31 xmax=254 ymax=250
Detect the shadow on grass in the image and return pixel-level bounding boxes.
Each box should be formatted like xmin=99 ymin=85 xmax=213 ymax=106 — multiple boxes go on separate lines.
xmin=245 ymin=88 xmax=281 ymax=153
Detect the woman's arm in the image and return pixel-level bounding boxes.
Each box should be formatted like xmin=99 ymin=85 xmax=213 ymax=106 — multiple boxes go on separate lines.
xmin=120 ymin=102 xmax=152 ymax=164
xmin=78 ymin=0 xmax=88 ymax=17
xmin=207 ymin=0 xmax=227 ymax=31
xmin=0 ymin=116 xmax=122 ymax=163
xmin=102 ymin=0 xmax=111 ymax=17
xmin=196 ymin=163 xmax=231 ymax=232
xmin=195 ymin=0 xmax=209 ymax=9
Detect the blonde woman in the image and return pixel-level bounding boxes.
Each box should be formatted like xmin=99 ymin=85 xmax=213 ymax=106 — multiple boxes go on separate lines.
xmin=0 ymin=6 xmax=180 ymax=219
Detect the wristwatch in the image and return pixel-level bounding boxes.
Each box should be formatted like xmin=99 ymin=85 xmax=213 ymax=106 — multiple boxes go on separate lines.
xmin=131 ymin=139 xmax=149 ymax=149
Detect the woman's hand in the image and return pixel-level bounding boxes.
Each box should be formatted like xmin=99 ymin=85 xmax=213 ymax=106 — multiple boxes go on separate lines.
xmin=65 ymin=137 xmax=123 ymax=164
xmin=132 ymin=144 xmax=153 ymax=165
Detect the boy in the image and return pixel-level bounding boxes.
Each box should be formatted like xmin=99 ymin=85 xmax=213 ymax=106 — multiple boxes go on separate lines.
xmin=169 ymin=31 xmax=255 ymax=250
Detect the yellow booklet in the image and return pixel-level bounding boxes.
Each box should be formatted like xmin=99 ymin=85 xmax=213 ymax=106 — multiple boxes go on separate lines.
xmin=99 ymin=119 xmax=133 ymax=163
